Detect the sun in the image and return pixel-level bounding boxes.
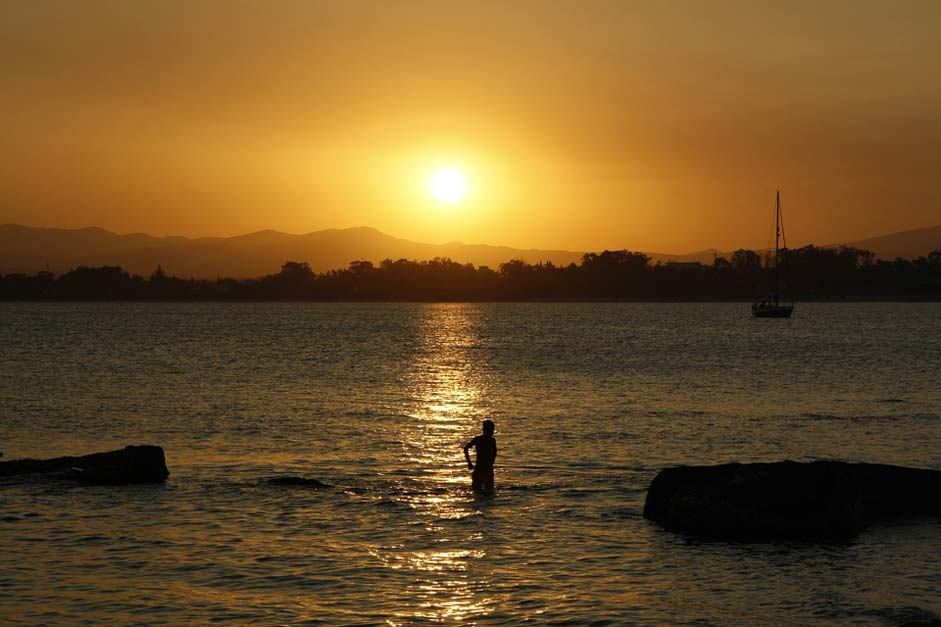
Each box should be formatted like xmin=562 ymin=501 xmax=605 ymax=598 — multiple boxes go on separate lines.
xmin=428 ymin=166 xmax=468 ymax=205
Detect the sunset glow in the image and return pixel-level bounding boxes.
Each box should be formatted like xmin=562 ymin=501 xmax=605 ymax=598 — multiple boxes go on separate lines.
xmin=2 ymin=3 xmax=939 ymax=252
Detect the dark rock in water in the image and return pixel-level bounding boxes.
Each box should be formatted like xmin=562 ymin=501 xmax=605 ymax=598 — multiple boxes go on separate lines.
xmin=643 ymin=460 xmax=941 ymax=539
xmin=0 ymin=445 xmax=169 ymax=485
xmin=268 ymin=476 xmax=333 ymax=489
xmin=873 ymin=607 xmax=941 ymax=627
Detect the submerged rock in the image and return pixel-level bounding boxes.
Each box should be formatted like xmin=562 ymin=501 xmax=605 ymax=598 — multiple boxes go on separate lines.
xmin=872 ymin=607 xmax=941 ymax=627
xmin=643 ymin=460 xmax=941 ymax=539
xmin=267 ymin=476 xmax=333 ymax=489
xmin=0 ymin=445 xmax=169 ymax=485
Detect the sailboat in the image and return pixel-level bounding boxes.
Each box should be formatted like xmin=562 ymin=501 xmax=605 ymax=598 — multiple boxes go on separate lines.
xmin=751 ymin=191 xmax=794 ymax=318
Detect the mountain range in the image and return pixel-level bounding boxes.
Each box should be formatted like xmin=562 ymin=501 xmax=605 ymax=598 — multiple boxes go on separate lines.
xmin=0 ymin=224 xmax=938 ymax=278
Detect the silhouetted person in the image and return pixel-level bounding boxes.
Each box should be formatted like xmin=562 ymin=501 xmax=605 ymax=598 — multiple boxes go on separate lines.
xmin=463 ymin=420 xmax=497 ymax=492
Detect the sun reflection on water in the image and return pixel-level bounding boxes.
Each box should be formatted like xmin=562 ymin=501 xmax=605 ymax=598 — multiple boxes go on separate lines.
xmin=383 ymin=304 xmax=496 ymax=622
xmin=401 ymin=304 xmax=491 ymax=474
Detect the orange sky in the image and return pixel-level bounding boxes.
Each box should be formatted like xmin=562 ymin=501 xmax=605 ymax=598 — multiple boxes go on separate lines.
xmin=2 ymin=1 xmax=939 ymax=253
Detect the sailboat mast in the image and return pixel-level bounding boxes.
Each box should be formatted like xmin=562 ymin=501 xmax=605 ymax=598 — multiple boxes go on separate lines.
xmin=775 ymin=190 xmax=780 ymax=262
xmin=774 ymin=191 xmax=781 ymax=304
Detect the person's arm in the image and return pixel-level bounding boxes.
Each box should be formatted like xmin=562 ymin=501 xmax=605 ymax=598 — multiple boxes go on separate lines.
xmin=463 ymin=438 xmax=476 ymax=470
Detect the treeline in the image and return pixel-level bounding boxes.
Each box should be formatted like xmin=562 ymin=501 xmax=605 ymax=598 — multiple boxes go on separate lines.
xmin=1 ymin=246 xmax=939 ymax=301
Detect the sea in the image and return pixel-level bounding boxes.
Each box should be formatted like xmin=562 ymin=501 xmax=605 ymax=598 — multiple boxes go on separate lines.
xmin=1 ymin=302 xmax=939 ymax=626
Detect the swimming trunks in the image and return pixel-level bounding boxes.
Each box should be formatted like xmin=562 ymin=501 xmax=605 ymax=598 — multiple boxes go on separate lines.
xmin=472 ymin=465 xmax=494 ymax=491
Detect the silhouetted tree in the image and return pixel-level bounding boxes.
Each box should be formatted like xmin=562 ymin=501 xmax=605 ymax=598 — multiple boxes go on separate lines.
xmin=731 ymin=249 xmax=762 ymax=272
xmin=2 ymin=245 xmax=939 ymax=301
xmin=56 ymin=266 xmax=135 ymax=299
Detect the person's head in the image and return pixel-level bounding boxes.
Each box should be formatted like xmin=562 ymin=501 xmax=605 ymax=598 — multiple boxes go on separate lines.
xmin=482 ymin=419 xmax=495 ymax=436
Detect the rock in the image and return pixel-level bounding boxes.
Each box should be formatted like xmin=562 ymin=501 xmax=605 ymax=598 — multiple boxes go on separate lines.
xmin=643 ymin=460 xmax=941 ymax=539
xmin=267 ymin=476 xmax=333 ymax=489
xmin=0 ymin=445 xmax=170 ymax=485
xmin=873 ymin=607 xmax=941 ymax=627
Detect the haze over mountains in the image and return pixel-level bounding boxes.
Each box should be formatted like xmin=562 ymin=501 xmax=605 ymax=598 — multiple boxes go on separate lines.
xmin=829 ymin=226 xmax=941 ymax=263
xmin=0 ymin=224 xmax=938 ymax=279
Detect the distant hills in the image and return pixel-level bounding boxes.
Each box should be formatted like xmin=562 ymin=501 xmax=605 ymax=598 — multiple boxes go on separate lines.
xmin=0 ymin=225 xmax=583 ymax=277
xmin=840 ymin=226 xmax=941 ymax=262
xmin=0 ymin=223 xmax=937 ymax=278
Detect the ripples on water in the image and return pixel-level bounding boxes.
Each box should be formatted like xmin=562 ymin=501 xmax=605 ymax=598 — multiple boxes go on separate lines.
xmin=1 ymin=303 xmax=939 ymax=626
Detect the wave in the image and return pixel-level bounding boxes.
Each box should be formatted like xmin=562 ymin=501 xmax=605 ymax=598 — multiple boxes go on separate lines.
xmin=800 ymin=412 xmax=938 ymax=422
xmin=266 ymin=476 xmax=333 ymax=489
xmin=601 ymin=505 xmax=641 ymax=520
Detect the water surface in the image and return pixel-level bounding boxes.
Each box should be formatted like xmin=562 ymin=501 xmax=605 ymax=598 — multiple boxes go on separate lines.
xmin=1 ymin=303 xmax=939 ymax=625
